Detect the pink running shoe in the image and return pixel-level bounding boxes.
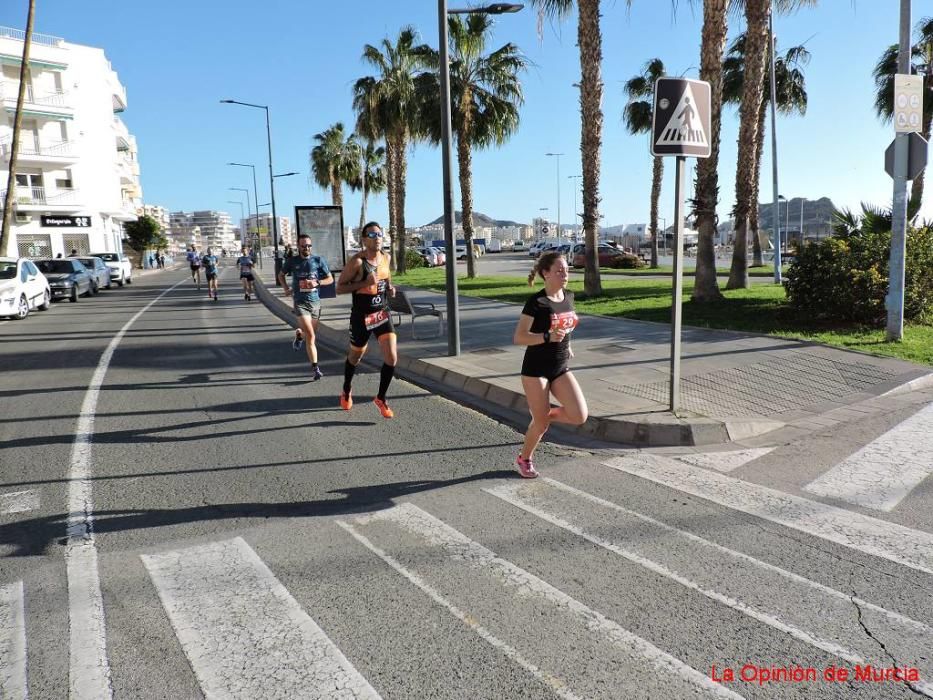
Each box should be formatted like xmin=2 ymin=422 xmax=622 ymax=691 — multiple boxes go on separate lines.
xmin=515 ymin=455 xmax=539 ymax=479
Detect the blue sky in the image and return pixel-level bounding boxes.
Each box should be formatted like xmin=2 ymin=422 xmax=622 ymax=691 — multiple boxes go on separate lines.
xmin=1 ymin=1 xmax=927 ymax=230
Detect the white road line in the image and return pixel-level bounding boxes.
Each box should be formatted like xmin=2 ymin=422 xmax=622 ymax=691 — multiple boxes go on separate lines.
xmin=0 ymin=581 xmax=27 ymax=700
xmin=0 ymin=490 xmax=39 ymax=515
xmin=603 ymin=453 xmax=933 ymax=576
xmin=804 ymin=402 xmax=933 ymax=511
xmin=486 ymin=480 xmax=933 ymax=691
xmin=141 ymin=537 xmax=381 ymax=700
xmin=343 ymin=503 xmax=743 ymax=700
xmin=66 ymin=278 xmax=188 ymax=700
xmin=676 ymin=447 xmax=775 ymax=473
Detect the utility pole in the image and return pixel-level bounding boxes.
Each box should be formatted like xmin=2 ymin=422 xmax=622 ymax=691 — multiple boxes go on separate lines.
xmin=886 ymin=0 xmax=912 ymax=341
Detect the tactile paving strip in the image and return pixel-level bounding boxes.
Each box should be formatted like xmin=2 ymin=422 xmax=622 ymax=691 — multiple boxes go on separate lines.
xmin=601 ymin=351 xmax=898 ymax=417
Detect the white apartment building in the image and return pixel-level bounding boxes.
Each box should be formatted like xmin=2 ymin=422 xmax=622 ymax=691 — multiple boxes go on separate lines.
xmin=169 ymin=211 xmax=198 ymax=250
xmin=0 ymin=26 xmax=141 ymax=258
xmin=139 ymin=203 xmax=173 ymax=251
xmin=242 ymin=213 xmax=291 ymax=249
xmin=191 ymin=210 xmax=235 ymax=253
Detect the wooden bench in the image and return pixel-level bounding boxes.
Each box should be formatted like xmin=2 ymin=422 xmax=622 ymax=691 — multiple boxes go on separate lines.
xmin=388 ymin=289 xmax=444 ymax=339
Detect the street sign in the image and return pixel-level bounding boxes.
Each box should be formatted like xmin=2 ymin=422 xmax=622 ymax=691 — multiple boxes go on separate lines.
xmin=885 ymin=133 xmax=928 ymax=180
xmin=41 ymin=215 xmax=91 ymax=228
xmin=651 ymin=78 xmax=712 ymax=158
xmin=894 ymin=74 xmax=923 ymax=133
xmin=542 ymin=226 xmax=549 ymax=234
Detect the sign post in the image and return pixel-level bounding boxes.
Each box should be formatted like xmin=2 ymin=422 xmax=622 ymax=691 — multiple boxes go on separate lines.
xmin=652 ymin=77 xmax=711 ymax=413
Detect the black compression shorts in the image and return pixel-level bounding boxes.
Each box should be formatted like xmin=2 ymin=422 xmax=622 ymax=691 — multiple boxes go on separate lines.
xmin=349 ymin=309 xmax=395 ymax=348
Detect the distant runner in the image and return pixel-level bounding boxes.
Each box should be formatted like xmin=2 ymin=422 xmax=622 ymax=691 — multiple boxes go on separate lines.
xmin=512 ymin=251 xmax=588 ymax=478
xmin=186 ymin=246 xmax=202 ymax=289
xmin=278 ymin=233 xmax=333 ymax=382
xmin=201 ymin=248 xmax=219 ymax=301
xmin=236 ymin=247 xmax=256 ymax=301
xmin=335 ymin=221 xmax=397 ymax=418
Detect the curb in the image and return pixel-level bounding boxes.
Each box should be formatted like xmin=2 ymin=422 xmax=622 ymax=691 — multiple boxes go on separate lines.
xmin=253 ymin=276 xmax=789 ymax=448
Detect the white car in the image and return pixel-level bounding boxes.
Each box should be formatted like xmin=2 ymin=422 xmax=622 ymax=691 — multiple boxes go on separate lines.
xmin=0 ymin=257 xmax=51 ymax=320
xmin=89 ymin=251 xmax=133 ymax=287
xmin=415 ymin=246 xmax=441 ymax=267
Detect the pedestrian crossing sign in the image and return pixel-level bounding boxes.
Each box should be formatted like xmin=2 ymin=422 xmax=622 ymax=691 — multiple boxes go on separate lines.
xmin=651 ymin=78 xmax=711 ymax=158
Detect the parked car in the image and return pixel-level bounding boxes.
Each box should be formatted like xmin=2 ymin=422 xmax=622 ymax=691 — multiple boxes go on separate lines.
xmin=512 ymin=240 xmax=526 ymax=252
xmin=74 ymin=256 xmax=111 ymax=291
xmin=455 ymin=245 xmax=467 ymax=260
xmin=34 ymin=258 xmax=94 ymax=302
xmin=415 ymin=246 xmax=442 ymax=267
xmin=430 ymin=246 xmax=446 ymax=266
xmin=89 ymin=251 xmax=133 ymax=286
xmin=571 ymin=243 xmax=626 ymax=268
xmin=0 ymin=257 xmax=50 ymax=320
xmin=486 ymin=239 xmax=502 ymax=253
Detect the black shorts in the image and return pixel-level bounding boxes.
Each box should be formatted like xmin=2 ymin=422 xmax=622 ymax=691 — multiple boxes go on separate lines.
xmin=521 ymin=346 xmax=570 ymax=383
xmin=205 ymin=271 xmax=217 ymax=281
xmin=521 ymin=364 xmax=570 ymax=383
xmin=240 ymin=273 xmax=254 ymax=282
xmin=349 ymin=309 xmax=395 ymax=348
xmin=190 ymin=264 xmax=201 ymax=272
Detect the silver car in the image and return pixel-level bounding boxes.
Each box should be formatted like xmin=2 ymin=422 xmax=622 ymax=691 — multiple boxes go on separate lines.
xmin=74 ymin=256 xmax=112 ymax=292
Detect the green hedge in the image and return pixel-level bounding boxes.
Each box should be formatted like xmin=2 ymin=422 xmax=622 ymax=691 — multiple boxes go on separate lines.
xmin=784 ymin=225 xmax=933 ymax=324
xmin=608 ymin=254 xmax=645 ymax=269
xmin=405 ymin=248 xmax=426 ymax=269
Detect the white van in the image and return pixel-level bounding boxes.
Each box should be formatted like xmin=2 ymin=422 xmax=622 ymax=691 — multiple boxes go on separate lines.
xmin=512 ymin=240 xmax=526 ymax=251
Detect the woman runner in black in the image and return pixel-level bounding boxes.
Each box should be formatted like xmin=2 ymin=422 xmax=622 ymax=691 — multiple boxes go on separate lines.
xmin=512 ymin=251 xmax=588 ymax=478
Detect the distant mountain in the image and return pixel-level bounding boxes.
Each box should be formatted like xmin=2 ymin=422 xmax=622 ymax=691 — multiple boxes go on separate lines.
xmin=423 ymin=211 xmax=524 ymax=228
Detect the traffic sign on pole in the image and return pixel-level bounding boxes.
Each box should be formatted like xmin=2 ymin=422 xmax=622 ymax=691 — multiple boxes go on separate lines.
xmin=885 ymin=133 xmax=928 ymax=180
xmin=894 ymin=74 xmax=924 ymax=133
xmin=651 ymin=78 xmax=712 ymax=158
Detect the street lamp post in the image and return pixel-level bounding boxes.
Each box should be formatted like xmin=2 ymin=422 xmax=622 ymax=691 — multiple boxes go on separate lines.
xmin=438 ymin=1 xmax=523 ymax=356
xmin=220 ymin=99 xmax=282 ymax=274
xmin=230 ymin=186 xmax=256 ymax=266
xmin=545 ymin=152 xmax=563 ymax=245
xmin=568 ymin=174 xmax=581 ymax=242
xmin=228 ymin=162 xmax=261 ymax=254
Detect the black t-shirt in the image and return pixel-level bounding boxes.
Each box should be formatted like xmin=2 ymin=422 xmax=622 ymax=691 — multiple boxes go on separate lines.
xmin=520 ymin=288 xmax=579 ymax=371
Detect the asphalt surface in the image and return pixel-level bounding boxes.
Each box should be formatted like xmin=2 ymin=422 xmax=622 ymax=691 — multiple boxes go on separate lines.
xmin=1 ymin=262 xmax=932 ymax=699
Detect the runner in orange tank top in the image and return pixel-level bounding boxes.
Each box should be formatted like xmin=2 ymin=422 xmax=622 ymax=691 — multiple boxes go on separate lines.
xmin=335 ymin=221 xmax=398 ymax=418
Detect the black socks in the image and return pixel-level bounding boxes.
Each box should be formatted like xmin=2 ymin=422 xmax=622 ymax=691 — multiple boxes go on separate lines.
xmin=343 ymin=359 xmax=356 ymax=395
xmin=377 ymin=363 xmax=395 ymax=401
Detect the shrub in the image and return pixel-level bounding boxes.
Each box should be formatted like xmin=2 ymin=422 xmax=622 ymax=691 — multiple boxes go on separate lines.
xmin=608 ymin=254 xmax=645 ymax=269
xmin=784 ymin=225 xmax=933 ymax=324
xmin=404 ymin=247 xmax=426 ymax=269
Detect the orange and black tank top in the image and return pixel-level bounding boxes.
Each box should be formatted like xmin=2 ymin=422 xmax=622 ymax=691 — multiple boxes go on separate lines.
xmin=351 ymin=252 xmax=391 ymax=314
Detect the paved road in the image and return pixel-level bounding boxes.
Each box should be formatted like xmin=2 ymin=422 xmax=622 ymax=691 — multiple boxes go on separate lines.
xmin=1 ymin=263 xmax=932 ymax=699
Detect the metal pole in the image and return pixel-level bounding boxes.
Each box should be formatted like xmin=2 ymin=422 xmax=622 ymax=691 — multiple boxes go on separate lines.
xmin=769 ymin=8 xmax=782 ymax=282
xmin=439 ymin=0 xmax=460 ymax=356
xmin=250 ymin=165 xmax=260 ymax=256
xmin=799 ymin=197 xmax=804 ymax=245
xmin=887 ymin=0 xmax=911 ymax=341
xmin=669 ymin=157 xmax=686 ymax=412
xmin=556 ymin=154 xmax=561 ymax=245
xmin=264 ymin=106 xmax=281 ymax=276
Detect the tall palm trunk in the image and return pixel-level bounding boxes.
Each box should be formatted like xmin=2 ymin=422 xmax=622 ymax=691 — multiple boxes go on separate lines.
xmin=750 ymin=96 xmax=767 ymax=265
xmin=394 ymin=133 xmax=409 ymax=274
xmin=457 ymin=133 xmax=477 ymax=279
xmin=358 ymin=151 xmax=368 ymax=234
xmin=578 ymin=0 xmax=603 ymax=297
xmin=692 ymin=0 xmax=728 ymax=302
xmin=384 ymin=139 xmax=398 ymax=261
xmin=727 ymin=0 xmax=769 ymax=290
xmin=649 ymin=156 xmax=663 ymax=268
xmin=330 ymin=174 xmax=343 ymax=208
xmin=0 ymin=0 xmax=36 ymax=257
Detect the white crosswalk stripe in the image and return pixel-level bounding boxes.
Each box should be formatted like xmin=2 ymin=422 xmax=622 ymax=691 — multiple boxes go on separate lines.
xmin=804 ymin=402 xmax=933 ymax=511
xmin=676 ymin=447 xmax=775 ymax=472
xmin=486 ymin=478 xmax=933 ymax=696
xmin=0 ymin=490 xmax=39 ymax=515
xmin=603 ymin=452 xmax=933 ymax=576
xmin=0 ymin=581 xmax=27 ymax=700
xmin=141 ymin=537 xmax=381 ymax=700
xmin=340 ymin=502 xmax=744 ymax=700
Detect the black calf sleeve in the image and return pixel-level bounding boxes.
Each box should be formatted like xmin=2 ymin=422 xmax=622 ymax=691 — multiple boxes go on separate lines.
xmin=343 ymin=359 xmax=357 ymax=395
xmin=377 ymin=363 xmax=395 ymax=401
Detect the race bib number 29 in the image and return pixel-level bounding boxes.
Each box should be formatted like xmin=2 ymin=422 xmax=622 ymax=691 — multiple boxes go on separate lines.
xmin=550 ymin=311 xmax=578 ymax=333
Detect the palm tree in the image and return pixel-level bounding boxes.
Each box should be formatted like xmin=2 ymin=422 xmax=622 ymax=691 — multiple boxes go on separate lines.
xmin=531 ymin=0 xmax=609 ymax=296
xmin=420 ymin=13 xmax=527 ymax=279
xmin=310 ymin=123 xmax=359 ymax=208
xmin=691 ymin=0 xmax=730 ymax=302
xmin=722 ymin=34 xmax=809 ymax=267
xmin=623 ymin=58 xmax=666 ymax=269
xmin=873 ymin=16 xmax=933 ymax=218
xmin=353 ymin=28 xmax=432 ymax=274
xmin=0 ymin=0 xmax=36 ymax=257
xmin=350 ymin=140 xmax=387 ymax=237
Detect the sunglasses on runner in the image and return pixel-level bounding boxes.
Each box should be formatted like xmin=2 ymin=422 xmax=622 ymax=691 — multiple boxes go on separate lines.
xmin=363 ymin=231 xmax=383 ymax=239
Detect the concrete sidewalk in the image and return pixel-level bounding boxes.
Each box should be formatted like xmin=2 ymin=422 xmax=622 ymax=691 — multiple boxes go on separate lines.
xmin=254 ymin=264 xmax=932 ymax=448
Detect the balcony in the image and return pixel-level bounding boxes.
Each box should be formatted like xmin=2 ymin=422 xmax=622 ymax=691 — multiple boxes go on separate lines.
xmin=1 ymin=186 xmax=83 ymax=212
xmin=0 ymin=138 xmax=79 ymax=165
xmin=117 ymin=154 xmax=139 ymax=184
xmin=0 ymin=81 xmax=73 ymax=120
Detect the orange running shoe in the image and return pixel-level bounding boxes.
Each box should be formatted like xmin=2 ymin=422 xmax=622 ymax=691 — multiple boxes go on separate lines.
xmin=373 ymin=397 xmax=394 ymax=419
xmin=339 ymin=391 xmax=353 ymax=410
